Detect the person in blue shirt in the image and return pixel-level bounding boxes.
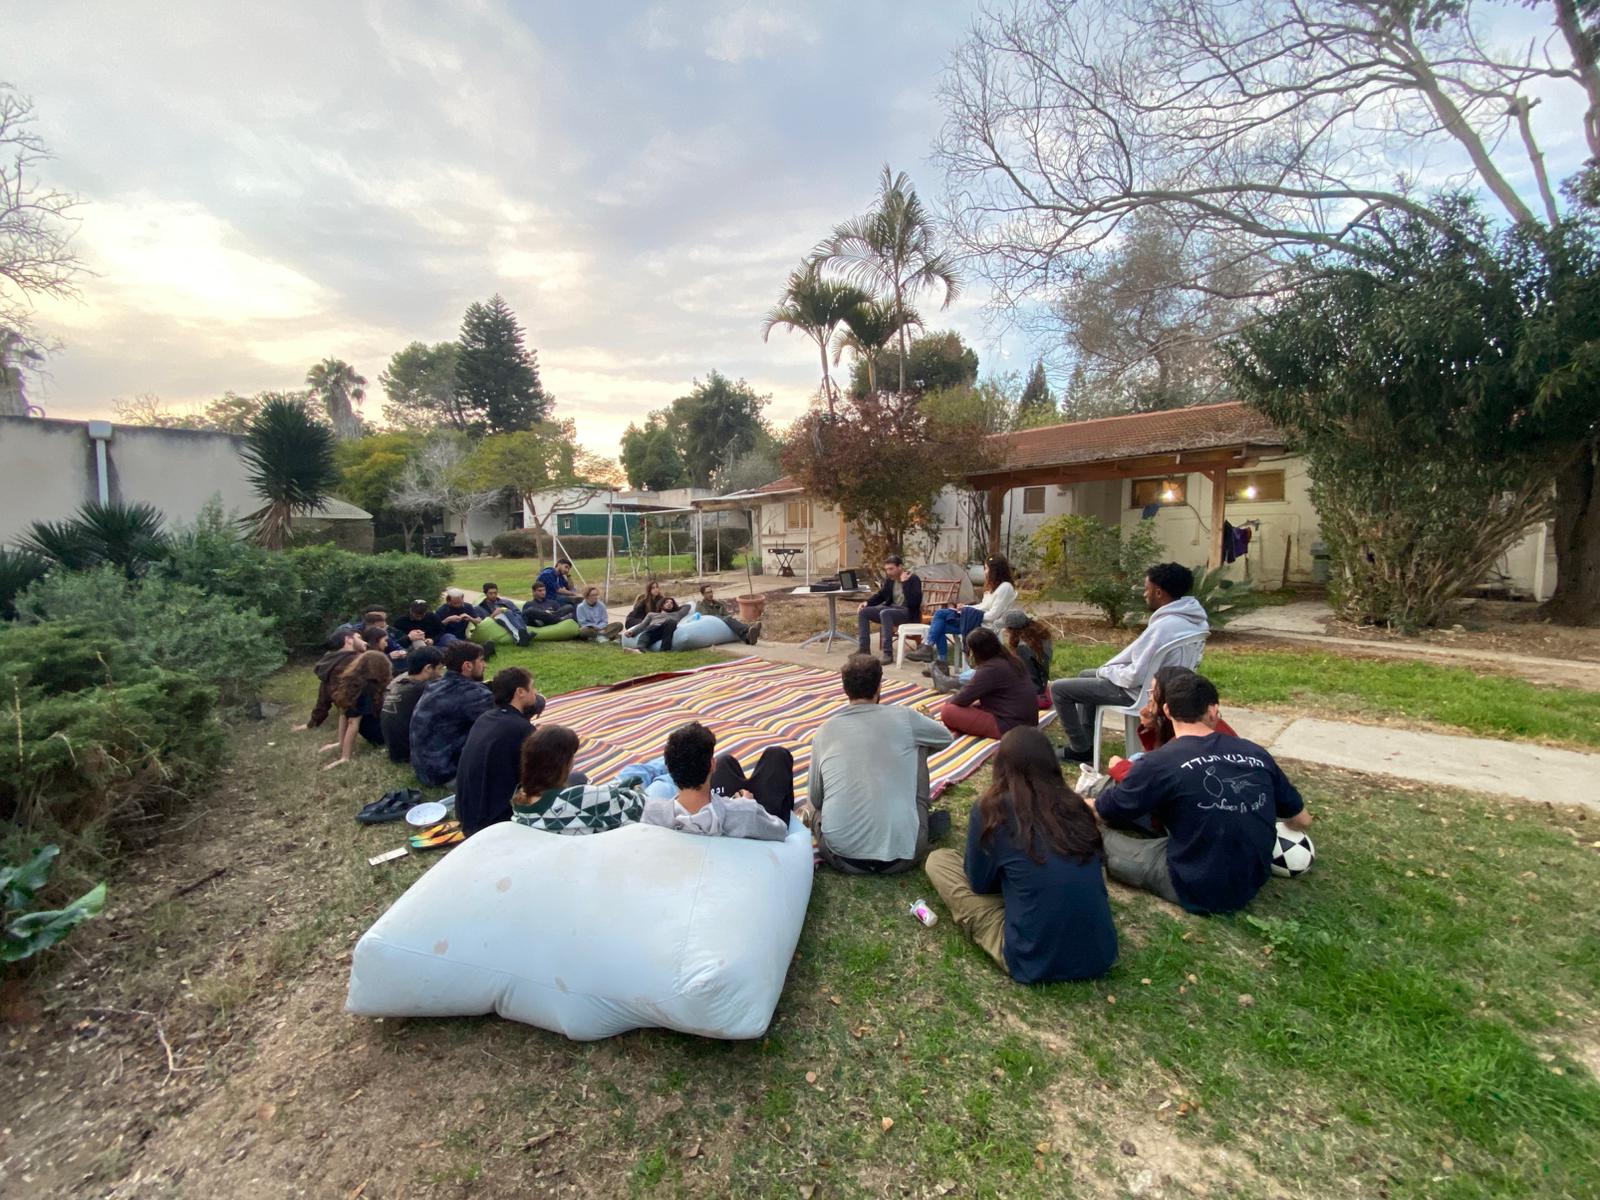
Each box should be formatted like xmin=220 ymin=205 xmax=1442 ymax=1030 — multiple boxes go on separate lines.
xmin=1092 ymin=670 xmax=1313 ymax=914
xmin=925 ymin=726 xmax=1117 ymax=984
xmin=537 ymin=559 xmax=582 ymax=607
xmin=433 ymin=588 xmax=484 ymax=646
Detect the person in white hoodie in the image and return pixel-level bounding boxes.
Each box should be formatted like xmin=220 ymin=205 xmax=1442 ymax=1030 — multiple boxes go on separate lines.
xmin=908 ymin=556 xmax=1022 ymax=671
xmin=1049 ymin=563 xmax=1209 ymax=764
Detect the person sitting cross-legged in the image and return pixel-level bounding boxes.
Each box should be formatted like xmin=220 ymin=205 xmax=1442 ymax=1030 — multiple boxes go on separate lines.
xmin=1091 ymin=670 xmax=1312 ymax=915
xmin=434 ymin=588 xmax=483 ymax=646
xmin=807 ymin=653 xmax=954 ymax=875
xmin=381 ymin=644 xmax=444 ymax=764
xmin=573 ymin=587 xmax=624 ymax=641
xmin=639 ymin=722 xmax=792 ymax=840
xmin=394 ymin=599 xmax=445 ymax=648
xmin=925 ymin=727 xmax=1118 ymax=984
xmin=321 ymin=649 xmax=392 ymax=770
xmin=1049 ymin=562 xmax=1208 ymax=765
xmin=511 ymin=725 xmax=645 ymax=835
xmin=694 ymin=584 xmax=761 ymax=645
xmin=856 ymin=554 xmax=922 ymax=664
xmin=480 ymin=581 xmax=530 ymax=642
xmin=935 ymin=628 xmax=1040 ymax=741
xmin=522 ymin=580 xmax=575 ymax=628
xmin=409 ymin=641 xmax=493 ymax=787
xmin=455 ymin=667 xmax=548 ymax=836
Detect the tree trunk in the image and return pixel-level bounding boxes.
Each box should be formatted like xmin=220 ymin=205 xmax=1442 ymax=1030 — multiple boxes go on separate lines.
xmin=1543 ymin=440 xmax=1600 ymax=626
xmin=819 ymin=341 xmax=835 ymax=417
xmin=895 ymin=284 xmax=908 ymax=393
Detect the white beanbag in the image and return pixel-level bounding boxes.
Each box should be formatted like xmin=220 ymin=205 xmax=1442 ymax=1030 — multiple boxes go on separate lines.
xmin=346 ymin=818 xmax=814 ymax=1040
xmin=663 ymin=613 xmax=742 ymax=651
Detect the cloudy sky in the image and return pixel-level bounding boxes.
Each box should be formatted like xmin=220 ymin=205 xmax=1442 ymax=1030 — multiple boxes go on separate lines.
xmin=8 ymin=0 xmax=1022 ymax=454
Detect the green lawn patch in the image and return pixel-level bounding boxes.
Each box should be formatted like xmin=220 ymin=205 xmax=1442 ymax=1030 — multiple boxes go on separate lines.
xmin=1050 ymin=642 xmax=1600 ymax=750
xmin=444 ymin=555 xmax=750 ymax=597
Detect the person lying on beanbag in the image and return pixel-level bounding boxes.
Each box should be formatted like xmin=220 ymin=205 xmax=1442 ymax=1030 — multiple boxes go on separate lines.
xmin=640 ymin=722 xmax=792 ymax=841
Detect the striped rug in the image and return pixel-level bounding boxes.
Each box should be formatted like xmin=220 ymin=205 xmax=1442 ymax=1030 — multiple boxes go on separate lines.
xmin=542 ymin=657 xmax=1050 ymax=799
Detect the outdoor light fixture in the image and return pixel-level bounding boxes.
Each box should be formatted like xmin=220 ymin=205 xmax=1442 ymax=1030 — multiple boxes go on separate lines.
xmin=1243 ymin=484 xmax=1258 ymax=500
xmin=1161 ymin=487 xmax=1176 ymax=502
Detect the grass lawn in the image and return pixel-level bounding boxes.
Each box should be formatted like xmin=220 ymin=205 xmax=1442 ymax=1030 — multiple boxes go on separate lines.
xmin=443 ymin=555 xmax=751 ymax=597
xmin=9 ymin=649 xmax=1599 ymax=1198
xmin=1051 ymin=642 xmax=1600 ymax=751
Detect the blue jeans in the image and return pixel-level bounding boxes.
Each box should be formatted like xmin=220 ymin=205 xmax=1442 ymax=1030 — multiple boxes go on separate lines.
xmin=929 ymin=606 xmax=984 ymax=660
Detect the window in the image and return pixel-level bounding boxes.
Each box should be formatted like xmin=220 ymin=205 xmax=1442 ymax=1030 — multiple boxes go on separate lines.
xmin=558 ymin=514 xmax=574 ymax=533
xmin=1226 ymin=469 xmax=1286 ymax=503
xmin=786 ymin=500 xmax=811 ymax=529
xmin=1022 ymin=486 xmax=1046 ymax=514
xmin=1130 ymin=477 xmax=1187 ymax=508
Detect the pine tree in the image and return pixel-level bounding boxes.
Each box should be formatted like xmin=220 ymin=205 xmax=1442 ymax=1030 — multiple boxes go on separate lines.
xmin=454 ymin=295 xmax=550 ymax=434
xmin=1016 ymin=359 xmax=1057 ymax=427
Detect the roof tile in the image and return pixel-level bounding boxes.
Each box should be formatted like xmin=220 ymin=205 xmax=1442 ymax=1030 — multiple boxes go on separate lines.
xmin=982 ymin=402 xmax=1284 ymax=472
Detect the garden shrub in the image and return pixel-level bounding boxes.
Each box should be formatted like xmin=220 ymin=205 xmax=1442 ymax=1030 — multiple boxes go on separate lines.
xmin=17 ymin=567 xmax=285 ymax=709
xmin=159 ymin=501 xmax=302 ymax=631
xmin=2 ymin=845 xmax=106 ymax=968
xmin=0 ymin=623 xmax=225 ymax=879
xmin=283 ymin=545 xmax=451 ymax=647
xmin=1030 ymin=514 xmax=1162 ymax=627
xmin=492 ymin=530 xmax=618 ymax=560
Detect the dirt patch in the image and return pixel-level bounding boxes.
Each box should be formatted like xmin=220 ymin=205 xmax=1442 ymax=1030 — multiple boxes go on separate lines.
xmin=1327 ymin=599 xmax=1600 ymax=665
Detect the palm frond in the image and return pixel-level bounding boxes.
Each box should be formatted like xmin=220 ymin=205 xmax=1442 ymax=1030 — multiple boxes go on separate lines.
xmin=19 ymin=518 xmax=99 ymax=570
xmin=241 ymin=396 xmax=339 ymax=547
xmin=0 ymin=548 xmax=51 ymax=619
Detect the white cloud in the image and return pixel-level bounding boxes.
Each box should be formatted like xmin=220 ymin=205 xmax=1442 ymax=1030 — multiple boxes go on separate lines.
xmin=703 ymin=6 xmax=818 ymax=63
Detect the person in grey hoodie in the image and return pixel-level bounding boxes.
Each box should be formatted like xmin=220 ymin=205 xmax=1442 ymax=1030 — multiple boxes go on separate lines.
xmin=1049 ymin=563 xmax=1209 ymax=764
xmin=639 ymin=722 xmax=791 ymax=841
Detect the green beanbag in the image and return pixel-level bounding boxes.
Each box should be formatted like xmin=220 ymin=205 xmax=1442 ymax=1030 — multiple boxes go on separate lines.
xmin=528 ymin=619 xmax=582 ymax=642
xmin=470 ymin=617 xmax=516 ymax=647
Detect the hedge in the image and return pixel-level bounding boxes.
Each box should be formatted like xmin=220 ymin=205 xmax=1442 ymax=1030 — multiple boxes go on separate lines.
xmin=282 ymin=545 xmax=453 ymax=648
xmin=492 ymin=530 xmax=617 ymax=560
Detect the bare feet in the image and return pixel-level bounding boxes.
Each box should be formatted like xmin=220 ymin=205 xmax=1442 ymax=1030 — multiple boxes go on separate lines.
xmin=321 ymin=757 xmax=350 ymax=772
xmin=292 ymin=723 xmax=310 ymax=732
xmin=318 ymin=741 xmax=341 ymax=754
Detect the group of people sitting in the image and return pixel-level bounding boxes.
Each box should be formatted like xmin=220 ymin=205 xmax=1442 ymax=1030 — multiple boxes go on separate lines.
xmin=305 ymin=549 xmax=1312 ymax=989
xmin=621 ymin=579 xmax=763 ymax=649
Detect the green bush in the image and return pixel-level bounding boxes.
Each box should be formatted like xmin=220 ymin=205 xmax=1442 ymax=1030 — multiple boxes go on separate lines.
xmin=0 ymin=549 xmax=50 ymax=620
xmin=493 ymin=530 xmax=619 ymax=560
xmin=1030 ymin=514 xmax=1163 ymax=627
xmin=159 ymin=501 xmax=302 ymax=634
xmin=17 ymin=567 xmax=285 ymax=709
xmin=1186 ymin=563 xmax=1255 ymax=629
xmin=283 ymin=545 xmax=451 ymax=648
xmin=0 ymin=622 xmax=225 ymax=851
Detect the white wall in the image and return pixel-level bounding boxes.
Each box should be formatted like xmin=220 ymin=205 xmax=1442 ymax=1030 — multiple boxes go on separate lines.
xmin=0 ymin=416 xmax=261 ymax=545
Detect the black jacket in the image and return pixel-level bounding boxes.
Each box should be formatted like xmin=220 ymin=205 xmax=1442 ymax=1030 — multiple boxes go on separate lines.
xmin=866 ymin=573 xmax=922 ymax=620
xmin=456 ymin=706 xmax=537 ymax=836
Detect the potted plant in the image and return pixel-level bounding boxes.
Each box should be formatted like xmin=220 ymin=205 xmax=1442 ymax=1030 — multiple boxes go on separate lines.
xmin=736 ymin=593 xmax=767 ymax=622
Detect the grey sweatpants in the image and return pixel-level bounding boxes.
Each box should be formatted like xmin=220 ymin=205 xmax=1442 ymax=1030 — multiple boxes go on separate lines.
xmin=1100 ymin=829 xmax=1182 ymax=906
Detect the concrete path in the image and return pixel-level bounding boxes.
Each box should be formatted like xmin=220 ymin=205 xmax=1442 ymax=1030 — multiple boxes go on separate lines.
xmin=707 ymin=640 xmax=1600 ymax=811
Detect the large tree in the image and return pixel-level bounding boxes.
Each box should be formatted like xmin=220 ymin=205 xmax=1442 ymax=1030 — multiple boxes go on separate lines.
xmin=468 ymin=422 xmax=622 ymax=559
xmin=379 ymin=341 xmax=465 ymax=431
xmin=938 ymin=0 xmax=1600 ymax=621
xmin=455 ymin=295 xmax=550 ymax=434
xmin=620 ymin=417 xmax=690 ymax=491
xmin=305 ymin=358 xmax=366 ymax=440
xmin=389 ymin=433 xmax=503 ymax=559
xmin=831 ymin=296 xmax=921 ymax=396
xmin=1228 ymin=205 xmax=1560 ymax=629
xmin=1015 ymin=360 xmax=1057 ymax=428
xmin=812 ymin=166 xmax=962 ymax=393
xmin=667 ymin=372 xmax=771 ymax=489
xmin=846 ymin=330 xmax=977 ymax=399
xmin=0 ymin=86 xmax=80 ymax=374
xmin=760 ymin=266 xmax=868 ymax=415
xmin=783 ymin=390 xmax=994 ymax=564
xmin=336 ymin=431 xmax=422 ymax=546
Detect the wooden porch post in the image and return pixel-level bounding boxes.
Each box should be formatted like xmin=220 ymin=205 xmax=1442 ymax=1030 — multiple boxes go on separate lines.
xmin=1207 ymin=468 xmax=1228 ymax=569
xmin=986 ymin=487 xmax=1005 ymax=556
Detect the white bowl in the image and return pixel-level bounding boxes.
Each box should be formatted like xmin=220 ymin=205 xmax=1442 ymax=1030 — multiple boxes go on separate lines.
xmin=405 ymin=801 xmax=449 ymax=827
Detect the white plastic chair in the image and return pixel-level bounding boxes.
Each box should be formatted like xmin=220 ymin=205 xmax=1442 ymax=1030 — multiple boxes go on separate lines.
xmin=894 ymin=579 xmax=964 ymax=666
xmin=1090 ymin=630 xmax=1210 ymax=770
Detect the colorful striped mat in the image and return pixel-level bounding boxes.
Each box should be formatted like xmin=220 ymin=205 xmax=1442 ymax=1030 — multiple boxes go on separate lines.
xmin=541 ymin=656 xmax=1050 ymax=799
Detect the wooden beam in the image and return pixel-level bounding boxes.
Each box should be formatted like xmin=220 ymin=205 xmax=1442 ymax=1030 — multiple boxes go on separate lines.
xmin=1207 ymin=467 xmax=1228 ymax=569
xmin=965 ymin=445 xmax=1274 ymax=492
xmin=985 ymin=487 xmax=1005 ymax=556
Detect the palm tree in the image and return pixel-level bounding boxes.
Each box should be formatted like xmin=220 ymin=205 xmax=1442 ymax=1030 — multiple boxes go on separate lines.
xmin=811 ymin=166 xmax=963 ymax=394
xmin=761 ymin=268 xmax=868 ymax=415
xmin=20 ymin=501 xmax=169 ymax=579
xmin=831 ymin=297 xmax=923 ymax=395
xmin=305 ymin=358 xmax=366 ymax=440
xmin=241 ymin=395 xmax=339 ymax=549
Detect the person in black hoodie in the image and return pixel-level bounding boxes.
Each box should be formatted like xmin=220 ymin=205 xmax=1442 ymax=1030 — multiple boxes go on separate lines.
xmin=455 ymin=667 xmax=560 ymax=836
xmin=394 ymin=599 xmax=445 ymax=647
xmin=296 ymin=628 xmax=366 ymax=732
xmin=380 ymin=644 xmax=445 ymax=764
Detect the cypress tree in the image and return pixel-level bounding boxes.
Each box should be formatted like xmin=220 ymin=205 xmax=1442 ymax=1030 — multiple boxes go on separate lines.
xmin=455 ymin=294 xmax=550 ymax=433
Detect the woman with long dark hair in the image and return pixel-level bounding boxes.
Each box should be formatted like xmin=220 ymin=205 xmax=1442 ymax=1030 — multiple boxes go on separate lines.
xmin=937 ymin=627 xmax=1040 ymax=740
xmin=509 ymin=725 xmax=643 ymax=835
xmin=625 ymin=581 xmax=667 ymax=630
xmin=322 ymin=649 xmax=392 ymax=770
xmin=909 ymin=555 xmax=1022 ymax=672
xmin=925 ymin=727 xmax=1117 ymax=982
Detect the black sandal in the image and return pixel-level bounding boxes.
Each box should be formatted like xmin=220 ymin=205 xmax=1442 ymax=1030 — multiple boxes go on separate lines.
xmin=357 ymin=789 xmax=420 ymax=825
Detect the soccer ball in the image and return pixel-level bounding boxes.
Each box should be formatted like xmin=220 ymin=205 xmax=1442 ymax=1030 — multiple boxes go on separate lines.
xmin=1271 ymin=823 xmax=1315 ymax=878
